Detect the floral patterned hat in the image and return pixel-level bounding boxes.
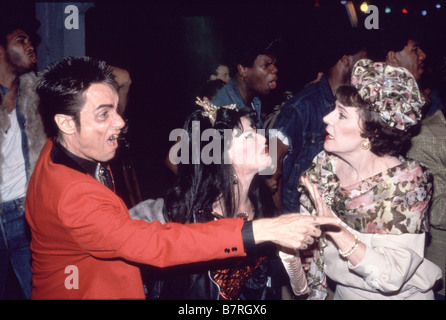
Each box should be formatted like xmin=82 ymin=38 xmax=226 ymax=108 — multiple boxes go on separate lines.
xmin=351 ymin=59 xmax=425 ymax=130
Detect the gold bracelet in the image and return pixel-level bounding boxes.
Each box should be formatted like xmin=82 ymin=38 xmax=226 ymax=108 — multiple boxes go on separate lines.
xmin=339 ymin=236 xmax=360 ymax=258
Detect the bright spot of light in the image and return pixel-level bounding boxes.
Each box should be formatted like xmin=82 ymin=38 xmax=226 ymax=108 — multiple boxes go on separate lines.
xmin=360 ymin=2 xmax=368 ymax=12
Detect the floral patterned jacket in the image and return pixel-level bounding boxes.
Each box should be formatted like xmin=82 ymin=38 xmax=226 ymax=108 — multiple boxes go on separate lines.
xmin=299 ymin=151 xmax=440 ymax=299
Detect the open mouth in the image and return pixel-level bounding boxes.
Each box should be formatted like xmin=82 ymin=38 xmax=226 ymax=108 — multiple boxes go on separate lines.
xmin=325 ymin=134 xmax=334 ymax=141
xmin=107 ymin=134 xmax=120 ymax=146
xmin=269 ymin=80 xmax=277 ymax=90
xmin=28 ymin=52 xmax=37 ymax=64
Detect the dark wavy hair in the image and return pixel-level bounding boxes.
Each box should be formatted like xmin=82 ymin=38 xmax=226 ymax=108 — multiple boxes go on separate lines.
xmin=164 ymin=107 xmax=278 ymax=224
xmin=335 ymin=85 xmax=414 ymax=157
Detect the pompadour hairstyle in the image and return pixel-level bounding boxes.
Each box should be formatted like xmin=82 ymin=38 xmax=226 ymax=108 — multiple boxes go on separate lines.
xmin=37 ymin=56 xmax=117 ymax=139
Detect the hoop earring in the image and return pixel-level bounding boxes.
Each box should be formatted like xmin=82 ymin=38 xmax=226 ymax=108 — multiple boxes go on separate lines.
xmin=360 ymin=139 xmax=370 ymax=150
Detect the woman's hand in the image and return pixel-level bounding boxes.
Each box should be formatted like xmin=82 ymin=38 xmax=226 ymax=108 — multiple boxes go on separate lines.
xmin=300 ymin=177 xmax=365 ymax=265
xmin=300 ymin=176 xmax=341 ymax=236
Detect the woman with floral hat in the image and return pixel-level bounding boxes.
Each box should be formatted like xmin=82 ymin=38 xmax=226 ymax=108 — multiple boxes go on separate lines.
xmin=299 ymin=59 xmax=442 ymax=300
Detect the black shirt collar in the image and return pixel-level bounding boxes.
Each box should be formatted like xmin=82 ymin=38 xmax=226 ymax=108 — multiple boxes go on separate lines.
xmin=50 ymin=141 xmax=100 ymax=178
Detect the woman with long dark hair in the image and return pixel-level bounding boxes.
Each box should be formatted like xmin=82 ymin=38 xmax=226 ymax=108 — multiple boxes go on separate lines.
xmin=157 ymin=105 xmax=282 ymax=300
xmin=132 ymin=101 xmax=310 ymax=300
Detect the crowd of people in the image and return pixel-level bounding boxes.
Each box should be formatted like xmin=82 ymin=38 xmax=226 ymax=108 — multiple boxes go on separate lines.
xmin=1 ymin=9 xmax=445 ymax=301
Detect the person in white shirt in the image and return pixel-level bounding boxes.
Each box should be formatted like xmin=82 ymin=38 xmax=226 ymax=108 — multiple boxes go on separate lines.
xmin=0 ymin=15 xmax=46 ymax=300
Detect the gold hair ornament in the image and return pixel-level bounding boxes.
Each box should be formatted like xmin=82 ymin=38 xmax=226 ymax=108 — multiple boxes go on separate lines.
xmin=195 ymin=97 xmax=236 ymax=125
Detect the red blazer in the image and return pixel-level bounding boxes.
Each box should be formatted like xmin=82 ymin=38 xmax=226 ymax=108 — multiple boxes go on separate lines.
xmin=25 ymin=140 xmax=246 ymax=299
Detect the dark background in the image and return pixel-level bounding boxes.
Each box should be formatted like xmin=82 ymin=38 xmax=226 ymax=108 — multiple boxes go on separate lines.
xmin=85 ymin=0 xmax=446 ymax=202
xmin=5 ymin=0 xmax=446 ymax=202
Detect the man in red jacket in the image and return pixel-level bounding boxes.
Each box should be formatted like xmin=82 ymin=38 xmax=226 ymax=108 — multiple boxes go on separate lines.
xmin=25 ymin=56 xmax=340 ymax=299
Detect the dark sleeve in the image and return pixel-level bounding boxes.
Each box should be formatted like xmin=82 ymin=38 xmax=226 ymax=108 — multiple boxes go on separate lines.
xmin=273 ymin=100 xmax=303 ymax=152
xmin=241 ymin=221 xmax=257 ymax=254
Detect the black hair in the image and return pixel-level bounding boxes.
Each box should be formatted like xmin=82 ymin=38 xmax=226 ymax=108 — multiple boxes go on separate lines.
xmin=199 ymin=79 xmax=226 ymax=101
xmin=230 ymin=34 xmax=282 ymax=70
xmin=0 ymin=15 xmax=40 ymax=48
xmin=164 ymin=107 xmax=278 ymax=224
xmin=37 ymin=56 xmax=117 ymax=140
xmin=335 ymin=85 xmax=413 ymax=157
xmin=317 ymin=27 xmax=368 ymax=72
xmin=369 ymin=27 xmax=424 ymax=62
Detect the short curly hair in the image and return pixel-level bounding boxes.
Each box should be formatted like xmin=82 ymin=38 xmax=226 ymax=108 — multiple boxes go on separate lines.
xmin=0 ymin=15 xmax=40 ymax=47
xmin=335 ymin=86 xmax=414 ymax=157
